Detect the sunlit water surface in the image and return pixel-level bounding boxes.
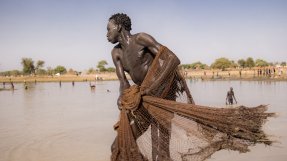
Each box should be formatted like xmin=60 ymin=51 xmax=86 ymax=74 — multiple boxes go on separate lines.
xmin=0 ymin=80 xmax=286 ymax=161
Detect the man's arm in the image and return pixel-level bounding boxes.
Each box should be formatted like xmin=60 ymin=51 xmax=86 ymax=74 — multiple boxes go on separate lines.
xmin=111 ymin=47 xmax=130 ymax=106
xmin=136 ymin=33 xmax=180 ymax=94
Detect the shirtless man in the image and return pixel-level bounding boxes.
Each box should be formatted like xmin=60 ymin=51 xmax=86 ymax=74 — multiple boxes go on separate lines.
xmin=226 ymin=87 xmax=237 ymax=105
xmin=107 ymin=13 xmax=180 ymax=160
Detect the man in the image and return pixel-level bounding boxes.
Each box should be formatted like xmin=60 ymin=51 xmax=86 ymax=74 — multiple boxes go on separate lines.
xmin=226 ymin=87 xmax=237 ymax=105
xmin=107 ymin=13 xmax=180 ymax=102
xmin=107 ymin=13 xmax=191 ymax=160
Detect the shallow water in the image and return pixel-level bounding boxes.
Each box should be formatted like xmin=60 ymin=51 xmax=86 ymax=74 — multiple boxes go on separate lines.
xmin=0 ymin=80 xmax=286 ymax=161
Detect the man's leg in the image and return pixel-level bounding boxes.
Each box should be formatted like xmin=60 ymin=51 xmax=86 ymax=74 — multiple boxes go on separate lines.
xmin=229 ymin=98 xmax=233 ymax=105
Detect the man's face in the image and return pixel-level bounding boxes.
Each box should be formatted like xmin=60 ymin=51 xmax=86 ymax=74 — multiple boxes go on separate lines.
xmin=106 ymin=20 xmax=119 ymax=44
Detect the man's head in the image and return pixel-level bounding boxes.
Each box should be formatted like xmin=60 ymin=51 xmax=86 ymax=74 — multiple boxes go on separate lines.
xmin=106 ymin=13 xmax=132 ymax=44
xmin=230 ymin=87 xmax=233 ymax=91
xmin=109 ymin=13 xmax=132 ymax=31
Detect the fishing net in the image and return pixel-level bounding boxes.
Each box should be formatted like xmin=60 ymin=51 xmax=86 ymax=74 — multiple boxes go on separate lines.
xmin=111 ymin=46 xmax=274 ymax=161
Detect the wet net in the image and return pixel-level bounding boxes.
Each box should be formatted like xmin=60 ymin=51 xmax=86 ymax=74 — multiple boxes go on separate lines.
xmin=111 ymin=46 xmax=274 ymax=161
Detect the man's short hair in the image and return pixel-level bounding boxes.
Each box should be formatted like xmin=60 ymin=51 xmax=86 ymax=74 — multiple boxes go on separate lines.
xmin=109 ymin=13 xmax=132 ymax=31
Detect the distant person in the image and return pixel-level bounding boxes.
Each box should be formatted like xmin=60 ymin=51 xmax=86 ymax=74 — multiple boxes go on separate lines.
xmin=279 ymin=68 xmax=283 ymax=77
xmin=3 ymin=82 xmax=5 ymax=88
xmin=89 ymin=81 xmax=96 ymax=89
xmin=24 ymin=81 xmax=28 ymax=90
xmin=10 ymin=81 xmax=14 ymax=90
xmin=226 ymin=87 xmax=237 ymax=105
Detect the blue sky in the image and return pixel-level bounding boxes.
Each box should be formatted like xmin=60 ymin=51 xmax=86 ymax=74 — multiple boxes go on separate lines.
xmin=0 ymin=0 xmax=286 ymax=71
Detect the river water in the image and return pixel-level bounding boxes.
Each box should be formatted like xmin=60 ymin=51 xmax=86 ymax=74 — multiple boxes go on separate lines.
xmin=0 ymin=80 xmax=286 ymax=161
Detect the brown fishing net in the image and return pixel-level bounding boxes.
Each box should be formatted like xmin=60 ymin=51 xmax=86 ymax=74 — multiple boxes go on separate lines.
xmin=111 ymin=46 xmax=274 ymax=161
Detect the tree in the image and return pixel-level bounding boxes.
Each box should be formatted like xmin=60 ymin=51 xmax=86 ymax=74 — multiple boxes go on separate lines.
xmin=180 ymin=64 xmax=192 ymax=69
xmin=190 ymin=61 xmax=208 ymax=69
xmin=281 ymin=61 xmax=286 ymax=67
xmin=36 ymin=60 xmax=44 ymax=69
xmin=230 ymin=60 xmax=238 ymax=68
xmin=211 ymin=57 xmax=232 ymax=70
xmin=54 ymin=65 xmax=67 ymax=74
xmin=21 ymin=58 xmax=35 ymax=75
xmin=237 ymin=59 xmax=246 ymax=68
xmin=106 ymin=67 xmax=116 ymax=72
xmin=0 ymin=70 xmax=22 ymax=76
xmin=35 ymin=60 xmax=45 ymax=74
xmin=47 ymin=67 xmax=54 ymax=76
xmin=97 ymin=60 xmax=108 ymax=72
xmin=255 ymin=59 xmax=269 ymax=67
xmin=36 ymin=60 xmax=44 ymax=68
xmin=37 ymin=69 xmax=47 ymax=75
xmin=245 ymin=57 xmax=255 ymax=68
xmin=269 ymin=62 xmax=274 ymax=66
xmin=87 ymin=67 xmax=96 ymax=74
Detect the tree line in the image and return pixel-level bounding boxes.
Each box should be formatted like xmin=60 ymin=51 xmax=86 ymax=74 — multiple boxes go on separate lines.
xmin=180 ymin=57 xmax=286 ymax=70
xmin=0 ymin=58 xmax=69 ymax=76
xmin=0 ymin=58 xmax=116 ymax=77
xmin=1 ymin=57 xmax=286 ymax=77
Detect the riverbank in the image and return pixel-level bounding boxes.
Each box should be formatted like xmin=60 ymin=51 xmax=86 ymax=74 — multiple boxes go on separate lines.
xmin=0 ymin=69 xmax=287 ymax=83
xmin=0 ymin=73 xmax=118 ymax=83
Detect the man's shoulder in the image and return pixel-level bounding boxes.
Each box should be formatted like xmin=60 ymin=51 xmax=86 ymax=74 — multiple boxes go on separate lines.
xmin=111 ymin=45 xmax=123 ymax=57
xmin=134 ymin=32 xmax=153 ymax=42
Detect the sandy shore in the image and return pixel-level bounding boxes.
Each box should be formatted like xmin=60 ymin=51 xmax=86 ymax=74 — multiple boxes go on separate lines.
xmin=0 ymin=69 xmax=286 ymax=83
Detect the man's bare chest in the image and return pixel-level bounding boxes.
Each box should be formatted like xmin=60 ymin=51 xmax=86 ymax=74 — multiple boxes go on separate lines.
xmin=121 ymin=48 xmax=151 ymax=71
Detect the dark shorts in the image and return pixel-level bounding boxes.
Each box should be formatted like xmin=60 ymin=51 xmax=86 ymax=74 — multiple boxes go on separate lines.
xmin=228 ymin=98 xmax=233 ymax=104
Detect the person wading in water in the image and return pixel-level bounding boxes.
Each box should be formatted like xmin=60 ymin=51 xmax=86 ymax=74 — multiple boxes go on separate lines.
xmin=226 ymin=87 xmax=237 ymax=105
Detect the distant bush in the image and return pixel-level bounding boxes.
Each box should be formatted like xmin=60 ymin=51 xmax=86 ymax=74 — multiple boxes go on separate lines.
xmin=0 ymin=70 xmax=22 ymax=77
xmin=211 ymin=57 xmax=232 ymax=70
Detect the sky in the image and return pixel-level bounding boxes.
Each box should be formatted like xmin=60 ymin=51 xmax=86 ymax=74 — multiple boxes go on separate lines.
xmin=0 ymin=0 xmax=287 ymax=71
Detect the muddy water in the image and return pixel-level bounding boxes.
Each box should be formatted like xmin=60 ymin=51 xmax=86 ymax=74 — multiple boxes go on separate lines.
xmin=0 ymin=80 xmax=286 ymax=161
xmin=0 ymin=81 xmax=119 ymax=161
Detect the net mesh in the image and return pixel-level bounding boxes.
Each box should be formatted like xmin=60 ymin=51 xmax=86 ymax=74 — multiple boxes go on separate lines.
xmin=111 ymin=46 xmax=274 ymax=161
